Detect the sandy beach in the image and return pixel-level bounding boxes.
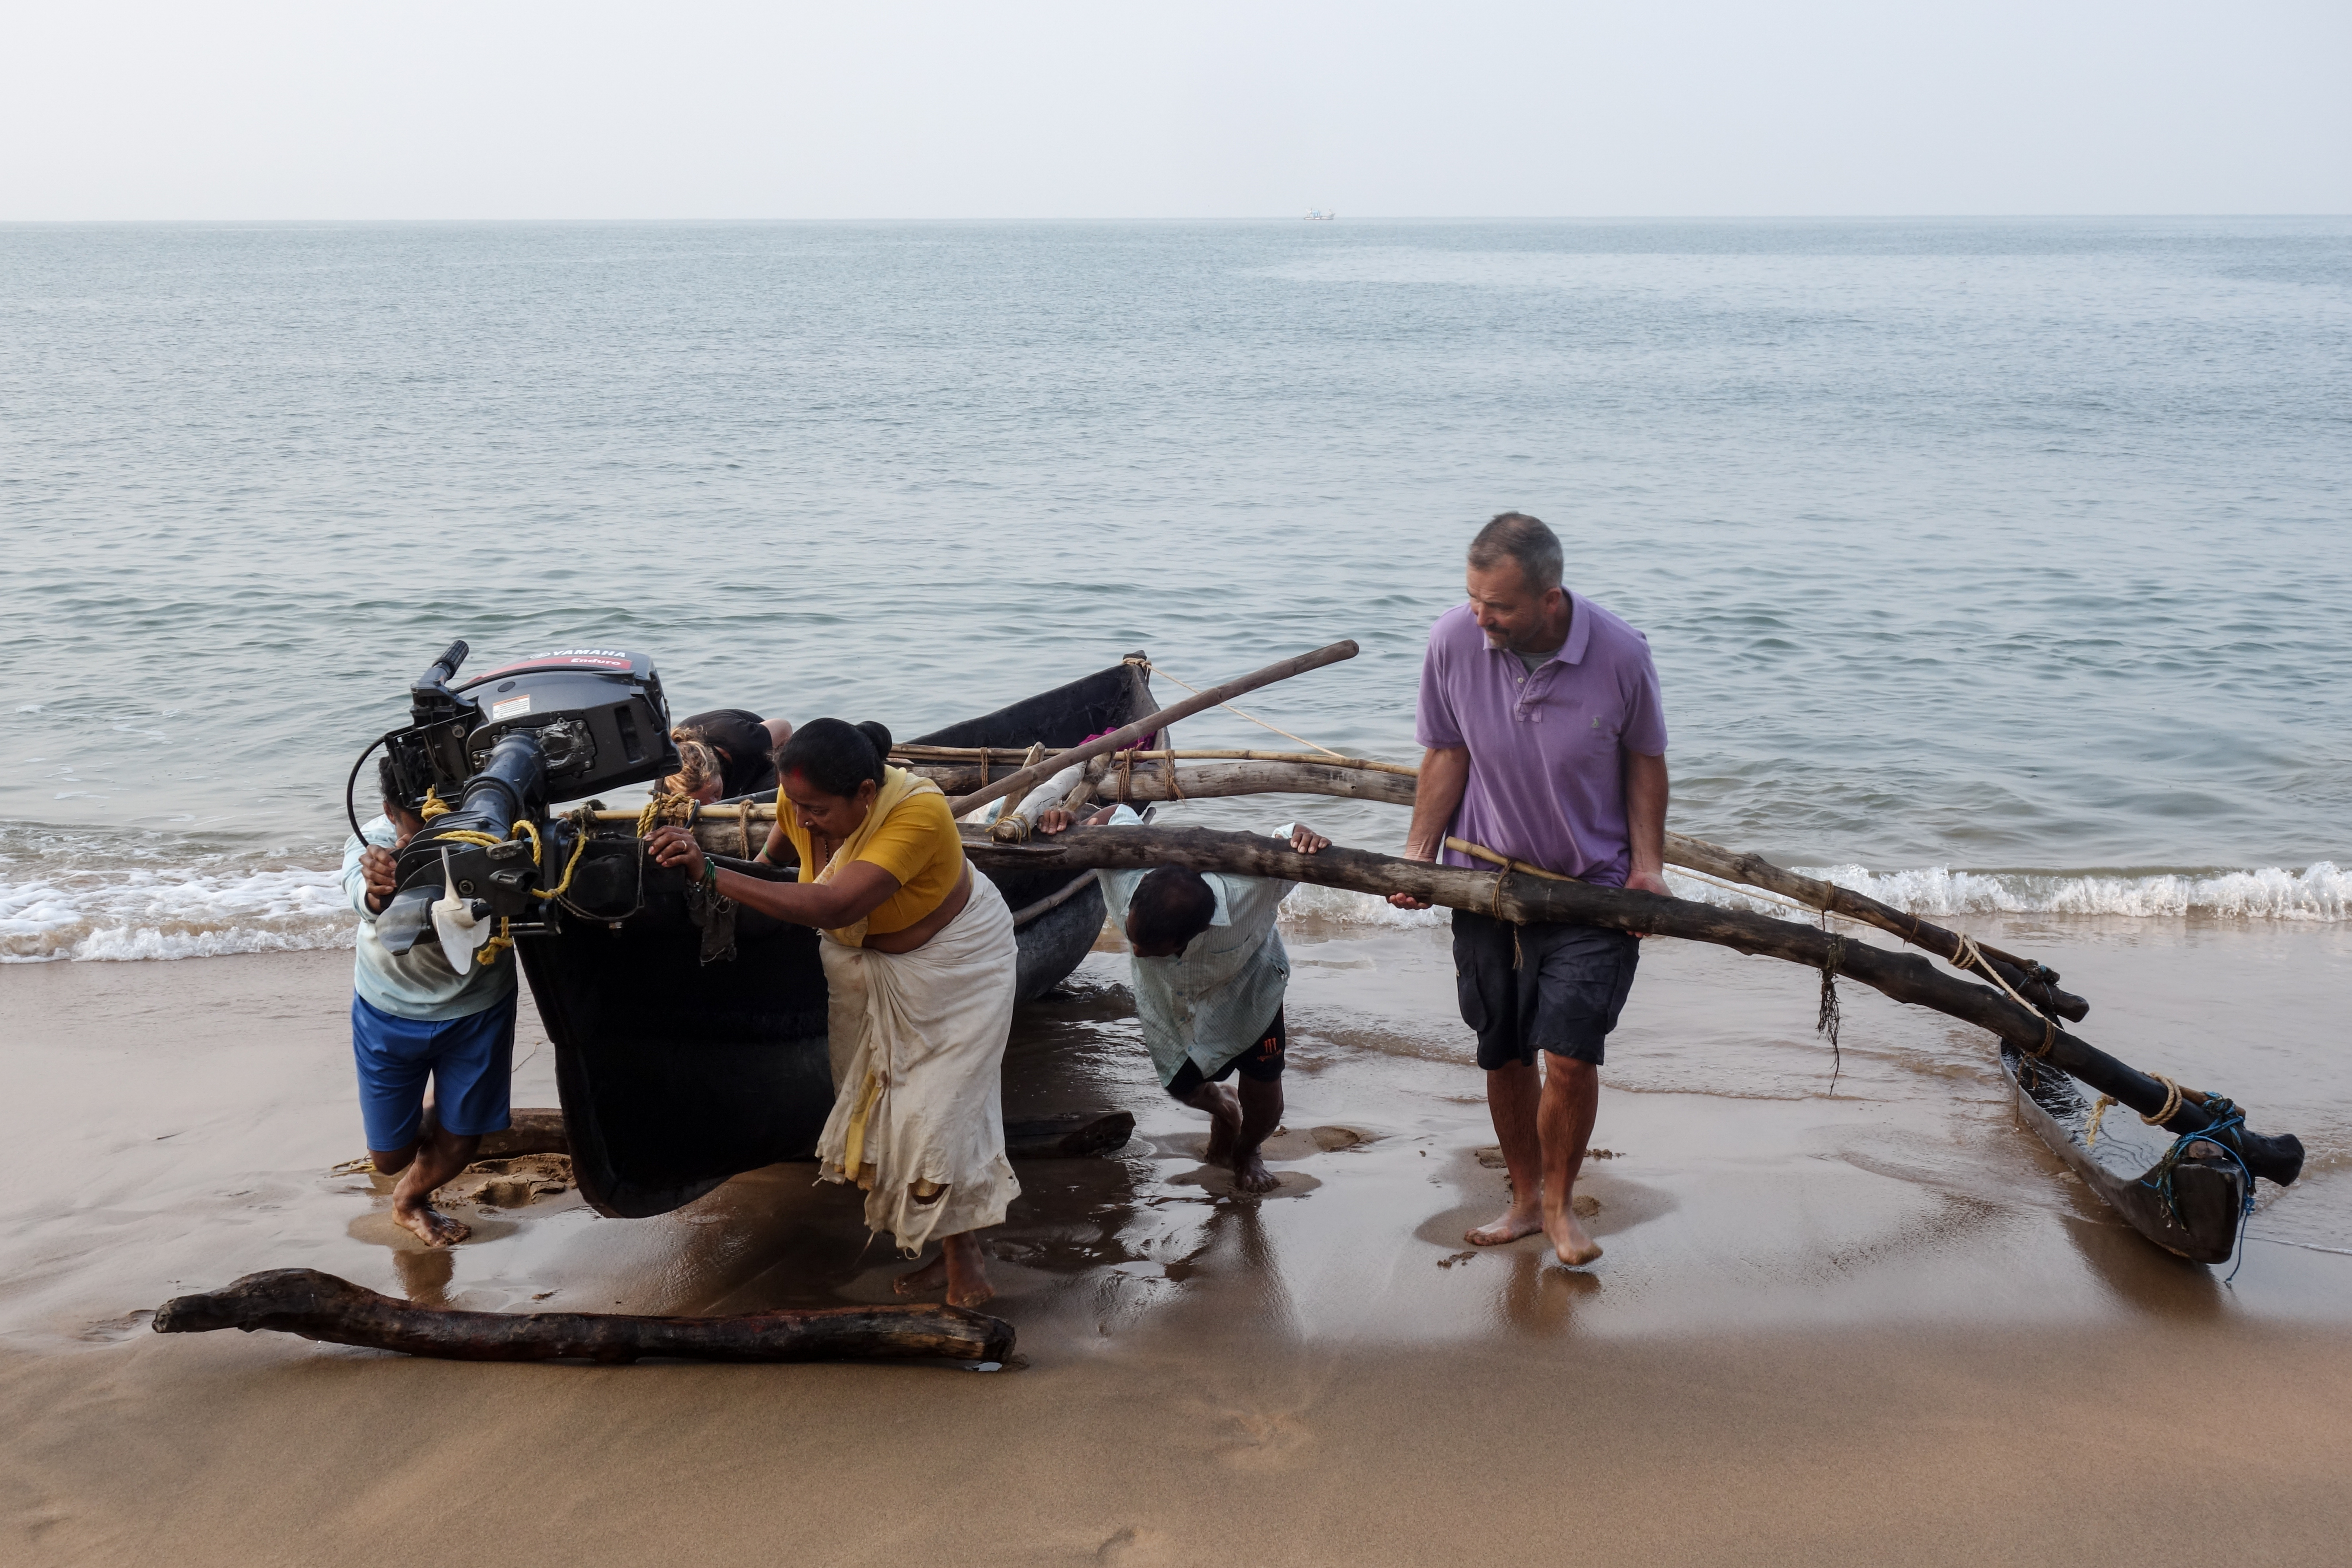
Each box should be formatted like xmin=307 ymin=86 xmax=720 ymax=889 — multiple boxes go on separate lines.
xmin=5 ymin=918 xmax=2348 ymax=1566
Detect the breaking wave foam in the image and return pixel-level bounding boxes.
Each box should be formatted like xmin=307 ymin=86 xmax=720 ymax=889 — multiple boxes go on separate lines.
xmin=1783 ymin=862 xmax=2350 ymax=922
xmin=1276 ymin=862 xmax=2351 ymax=927
xmin=5 ymin=841 xmax=2345 ymax=961
xmin=0 ymin=857 xmax=354 ymax=961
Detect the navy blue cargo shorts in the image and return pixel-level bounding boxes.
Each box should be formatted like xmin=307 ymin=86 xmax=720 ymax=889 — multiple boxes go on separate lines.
xmin=1452 ymin=909 xmax=1640 ymax=1069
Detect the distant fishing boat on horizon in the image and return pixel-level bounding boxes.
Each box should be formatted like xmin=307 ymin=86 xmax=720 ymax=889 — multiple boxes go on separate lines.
xmin=1304 ymin=208 xmax=1335 ymax=221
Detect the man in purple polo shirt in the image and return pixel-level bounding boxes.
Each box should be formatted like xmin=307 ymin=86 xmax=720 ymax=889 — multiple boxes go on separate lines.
xmin=1390 ymin=512 xmax=1669 ymax=1267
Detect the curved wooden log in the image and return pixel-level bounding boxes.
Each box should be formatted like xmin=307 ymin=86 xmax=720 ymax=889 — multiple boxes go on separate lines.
xmin=909 ymin=758 xmax=1422 ymax=808
xmin=897 ymin=745 xmax=1418 ymax=776
xmin=1663 ymin=831 xmax=2088 ymax=1022
xmin=153 ymin=1269 xmax=1016 ymax=1364
xmin=963 ymin=825 xmax=2301 ymax=1187
xmin=944 ymin=640 xmax=1360 ymax=818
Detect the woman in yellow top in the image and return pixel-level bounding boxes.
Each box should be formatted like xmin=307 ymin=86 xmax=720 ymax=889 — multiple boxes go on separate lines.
xmin=647 ymin=718 xmax=1018 ymax=1307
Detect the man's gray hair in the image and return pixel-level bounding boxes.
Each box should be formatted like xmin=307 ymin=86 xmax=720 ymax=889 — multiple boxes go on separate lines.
xmin=1467 ymin=512 xmax=1563 ymax=592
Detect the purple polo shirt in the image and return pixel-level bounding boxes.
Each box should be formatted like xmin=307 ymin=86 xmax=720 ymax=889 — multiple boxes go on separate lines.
xmin=1414 ymin=597 xmax=1668 ymax=887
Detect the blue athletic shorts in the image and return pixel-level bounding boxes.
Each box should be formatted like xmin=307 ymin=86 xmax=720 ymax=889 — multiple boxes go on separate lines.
xmin=350 ymin=992 xmax=518 ymax=1152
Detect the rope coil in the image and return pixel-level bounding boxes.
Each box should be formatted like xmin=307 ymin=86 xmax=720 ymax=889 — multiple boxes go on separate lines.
xmin=1950 ymin=933 xmax=2058 ymax=1058
xmin=2086 ymin=1072 xmax=2200 ymax=1152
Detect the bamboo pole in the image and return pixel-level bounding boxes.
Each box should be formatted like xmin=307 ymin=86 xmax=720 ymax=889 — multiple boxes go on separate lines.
xmin=942 ymin=641 xmax=1360 ymax=820
xmin=959 ymin=824 xmax=2298 ymax=1186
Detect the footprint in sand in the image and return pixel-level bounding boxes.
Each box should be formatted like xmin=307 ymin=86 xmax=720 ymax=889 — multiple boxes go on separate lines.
xmin=442 ymin=1155 xmax=574 ymax=1210
xmin=1218 ymin=1408 xmax=1313 ymax=1469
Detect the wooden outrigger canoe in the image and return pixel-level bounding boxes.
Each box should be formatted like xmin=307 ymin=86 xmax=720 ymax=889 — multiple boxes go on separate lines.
xmin=1999 ymin=1046 xmax=2249 ymax=1265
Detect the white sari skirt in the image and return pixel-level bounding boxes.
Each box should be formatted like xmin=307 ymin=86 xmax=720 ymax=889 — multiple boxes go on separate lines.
xmin=813 ymin=873 xmax=1020 ymax=1254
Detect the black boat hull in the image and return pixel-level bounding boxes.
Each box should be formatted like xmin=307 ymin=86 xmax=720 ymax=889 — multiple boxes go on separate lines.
xmin=520 ymin=658 xmax=1151 ymax=1218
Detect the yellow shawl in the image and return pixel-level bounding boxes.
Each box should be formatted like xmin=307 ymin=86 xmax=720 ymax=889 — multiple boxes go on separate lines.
xmin=788 ymin=764 xmax=947 ymax=948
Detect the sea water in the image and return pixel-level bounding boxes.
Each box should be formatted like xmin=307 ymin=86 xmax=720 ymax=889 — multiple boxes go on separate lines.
xmin=2 ymin=217 xmax=2348 ymax=962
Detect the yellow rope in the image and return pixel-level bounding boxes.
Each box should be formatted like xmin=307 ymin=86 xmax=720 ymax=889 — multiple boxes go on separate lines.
xmin=532 ymin=825 xmax=591 ymax=901
xmin=416 ymin=811 xmax=591 ymax=908
xmin=636 ymin=792 xmax=698 ymax=836
xmin=419 ymin=788 xmax=452 ymax=820
xmin=1671 ymin=862 xmax=1867 ymax=924
xmin=1951 ymin=933 xmax=2058 ymax=1058
xmin=2087 ymin=1074 xmax=2191 ymax=1151
xmin=1132 ymin=660 xmax=1348 ymax=759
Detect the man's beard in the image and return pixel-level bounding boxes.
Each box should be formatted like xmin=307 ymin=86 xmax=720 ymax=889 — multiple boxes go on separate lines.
xmin=1484 ymin=624 xmax=1542 ymax=653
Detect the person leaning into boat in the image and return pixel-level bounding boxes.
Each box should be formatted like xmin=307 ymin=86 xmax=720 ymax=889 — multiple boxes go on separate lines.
xmin=343 ymin=759 xmax=520 ymax=1250
xmin=1038 ymin=803 xmax=1332 ymax=1193
xmin=662 ymin=709 xmax=793 ymax=803
xmin=645 ymin=718 xmax=1018 ymax=1308
xmin=1389 ymin=511 xmax=1669 ymax=1269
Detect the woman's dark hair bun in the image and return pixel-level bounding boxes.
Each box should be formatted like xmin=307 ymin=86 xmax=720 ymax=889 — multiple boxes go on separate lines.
xmin=776 ymin=716 xmax=891 ymax=798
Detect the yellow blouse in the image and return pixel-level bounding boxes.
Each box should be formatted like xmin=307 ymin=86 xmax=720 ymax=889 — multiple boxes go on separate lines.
xmin=779 ymin=767 xmax=965 ymax=942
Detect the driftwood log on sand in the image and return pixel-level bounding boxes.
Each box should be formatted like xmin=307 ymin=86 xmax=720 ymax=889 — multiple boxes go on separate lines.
xmin=153 ymin=1269 xmax=1015 ymax=1364
xmin=962 ymin=824 xmax=2302 ymax=1188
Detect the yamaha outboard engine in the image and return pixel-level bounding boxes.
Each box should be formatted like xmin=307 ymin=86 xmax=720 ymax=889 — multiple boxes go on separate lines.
xmin=363 ymin=642 xmax=680 ymax=955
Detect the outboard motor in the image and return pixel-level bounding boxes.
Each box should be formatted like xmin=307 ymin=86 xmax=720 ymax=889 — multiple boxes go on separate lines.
xmin=362 ymin=642 xmax=680 ymax=955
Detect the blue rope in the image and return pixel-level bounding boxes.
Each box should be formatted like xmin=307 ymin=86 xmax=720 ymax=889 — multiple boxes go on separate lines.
xmin=2140 ymin=1097 xmax=2258 ymax=1284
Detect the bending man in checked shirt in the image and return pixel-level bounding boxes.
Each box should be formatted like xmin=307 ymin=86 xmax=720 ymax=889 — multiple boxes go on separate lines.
xmin=1039 ymin=804 xmax=1330 ymax=1193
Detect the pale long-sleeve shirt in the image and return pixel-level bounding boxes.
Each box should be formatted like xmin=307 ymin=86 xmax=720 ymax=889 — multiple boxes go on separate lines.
xmin=1095 ymin=806 xmax=1297 ymax=1086
xmin=342 ymin=817 xmax=517 ymax=1021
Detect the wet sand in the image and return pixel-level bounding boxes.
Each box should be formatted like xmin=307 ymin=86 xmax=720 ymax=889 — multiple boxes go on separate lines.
xmin=4 ymin=934 xmax=2350 ymax=1565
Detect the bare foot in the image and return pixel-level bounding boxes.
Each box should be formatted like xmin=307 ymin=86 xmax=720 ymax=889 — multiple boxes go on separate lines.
xmin=1465 ymin=1205 xmax=1545 ymax=1247
xmin=1546 ymin=1209 xmax=1603 ymax=1267
xmin=1200 ymin=1084 xmax=1243 ymax=1166
xmin=893 ymin=1253 xmax=948 ymax=1297
xmin=941 ymin=1233 xmax=995 ymax=1309
xmin=394 ymin=1203 xmax=470 ymax=1248
xmin=1230 ymin=1150 xmax=1279 ymax=1195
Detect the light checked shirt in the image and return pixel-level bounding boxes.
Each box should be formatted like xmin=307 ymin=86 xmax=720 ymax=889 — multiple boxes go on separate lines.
xmin=1095 ymin=806 xmax=1297 ymax=1087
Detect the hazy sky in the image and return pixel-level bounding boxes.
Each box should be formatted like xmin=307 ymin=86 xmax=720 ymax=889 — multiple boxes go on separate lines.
xmin=4 ymin=0 xmax=2344 ymax=218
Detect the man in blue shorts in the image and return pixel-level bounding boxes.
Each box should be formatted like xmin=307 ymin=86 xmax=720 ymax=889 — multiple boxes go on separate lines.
xmin=343 ymin=761 xmax=519 ymax=1247
xmin=1390 ymin=512 xmax=1670 ymax=1267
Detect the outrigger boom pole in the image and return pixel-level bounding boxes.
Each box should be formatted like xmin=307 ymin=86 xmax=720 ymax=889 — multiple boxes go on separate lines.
xmin=957 ymin=824 xmax=2304 ymax=1190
